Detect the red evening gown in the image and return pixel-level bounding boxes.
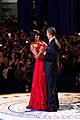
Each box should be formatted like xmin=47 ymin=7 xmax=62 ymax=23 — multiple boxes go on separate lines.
xmin=26 ymin=41 xmax=48 ymax=110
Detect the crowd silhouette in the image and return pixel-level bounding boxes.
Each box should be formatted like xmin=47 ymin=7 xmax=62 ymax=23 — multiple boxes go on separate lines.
xmin=0 ymin=16 xmax=80 ymax=94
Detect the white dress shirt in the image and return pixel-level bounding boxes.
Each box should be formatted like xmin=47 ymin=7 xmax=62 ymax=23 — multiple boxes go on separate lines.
xmin=49 ymin=36 xmax=55 ymax=43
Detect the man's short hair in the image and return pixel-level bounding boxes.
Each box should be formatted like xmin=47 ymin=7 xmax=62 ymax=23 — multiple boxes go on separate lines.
xmin=47 ymin=27 xmax=56 ymax=36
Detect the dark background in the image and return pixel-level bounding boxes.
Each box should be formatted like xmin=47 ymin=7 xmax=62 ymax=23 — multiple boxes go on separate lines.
xmin=18 ymin=0 xmax=80 ymax=35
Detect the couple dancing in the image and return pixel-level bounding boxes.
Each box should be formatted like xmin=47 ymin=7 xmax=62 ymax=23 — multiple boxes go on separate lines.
xmin=26 ymin=27 xmax=60 ymax=112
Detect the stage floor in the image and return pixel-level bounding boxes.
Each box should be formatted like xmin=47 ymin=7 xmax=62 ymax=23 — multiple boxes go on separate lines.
xmin=0 ymin=93 xmax=80 ymax=120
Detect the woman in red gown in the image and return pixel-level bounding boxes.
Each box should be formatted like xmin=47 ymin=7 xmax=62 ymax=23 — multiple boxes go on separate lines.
xmin=26 ymin=30 xmax=48 ymax=111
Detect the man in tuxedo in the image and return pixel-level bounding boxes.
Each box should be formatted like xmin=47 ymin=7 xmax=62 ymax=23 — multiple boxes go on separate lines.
xmin=45 ymin=27 xmax=60 ymax=112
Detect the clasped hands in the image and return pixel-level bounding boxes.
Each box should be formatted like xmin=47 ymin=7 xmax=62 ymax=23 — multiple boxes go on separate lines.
xmin=39 ymin=46 xmax=45 ymax=53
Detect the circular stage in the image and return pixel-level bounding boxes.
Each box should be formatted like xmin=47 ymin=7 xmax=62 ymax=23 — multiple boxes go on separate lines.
xmin=0 ymin=93 xmax=80 ymax=120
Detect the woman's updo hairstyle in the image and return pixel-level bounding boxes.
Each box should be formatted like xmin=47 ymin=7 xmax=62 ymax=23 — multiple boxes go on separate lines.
xmin=29 ymin=29 xmax=40 ymax=43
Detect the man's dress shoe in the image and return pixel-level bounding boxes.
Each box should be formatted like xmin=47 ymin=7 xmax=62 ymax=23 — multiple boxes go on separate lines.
xmin=48 ymin=108 xmax=57 ymax=112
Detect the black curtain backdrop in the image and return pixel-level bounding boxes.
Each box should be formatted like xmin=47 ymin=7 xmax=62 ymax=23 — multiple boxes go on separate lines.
xmin=18 ymin=0 xmax=33 ymax=33
xmin=76 ymin=0 xmax=80 ymax=33
xmin=18 ymin=0 xmax=26 ymax=31
xmin=35 ymin=0 xmax=47 ymax=30
xmin=47 ymin=0 xmax=76 ymax=35
xmin=18 ymin=0 xmax=80 ymax=35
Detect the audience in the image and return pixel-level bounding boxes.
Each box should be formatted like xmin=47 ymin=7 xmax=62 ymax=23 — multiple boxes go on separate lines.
xmin=0 ymin=16 xmax=80 ymax=94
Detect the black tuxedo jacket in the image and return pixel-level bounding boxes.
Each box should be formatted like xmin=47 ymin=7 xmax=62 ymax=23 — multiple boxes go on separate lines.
xmin=44 ymin=38 xmax=59 ymax=110
xmin=45 ymin=38 xmax=59 ymax=75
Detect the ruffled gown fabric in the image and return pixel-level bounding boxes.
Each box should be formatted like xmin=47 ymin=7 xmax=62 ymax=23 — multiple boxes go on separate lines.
xmin=27 ymin=42 xmax=48 ymax=110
